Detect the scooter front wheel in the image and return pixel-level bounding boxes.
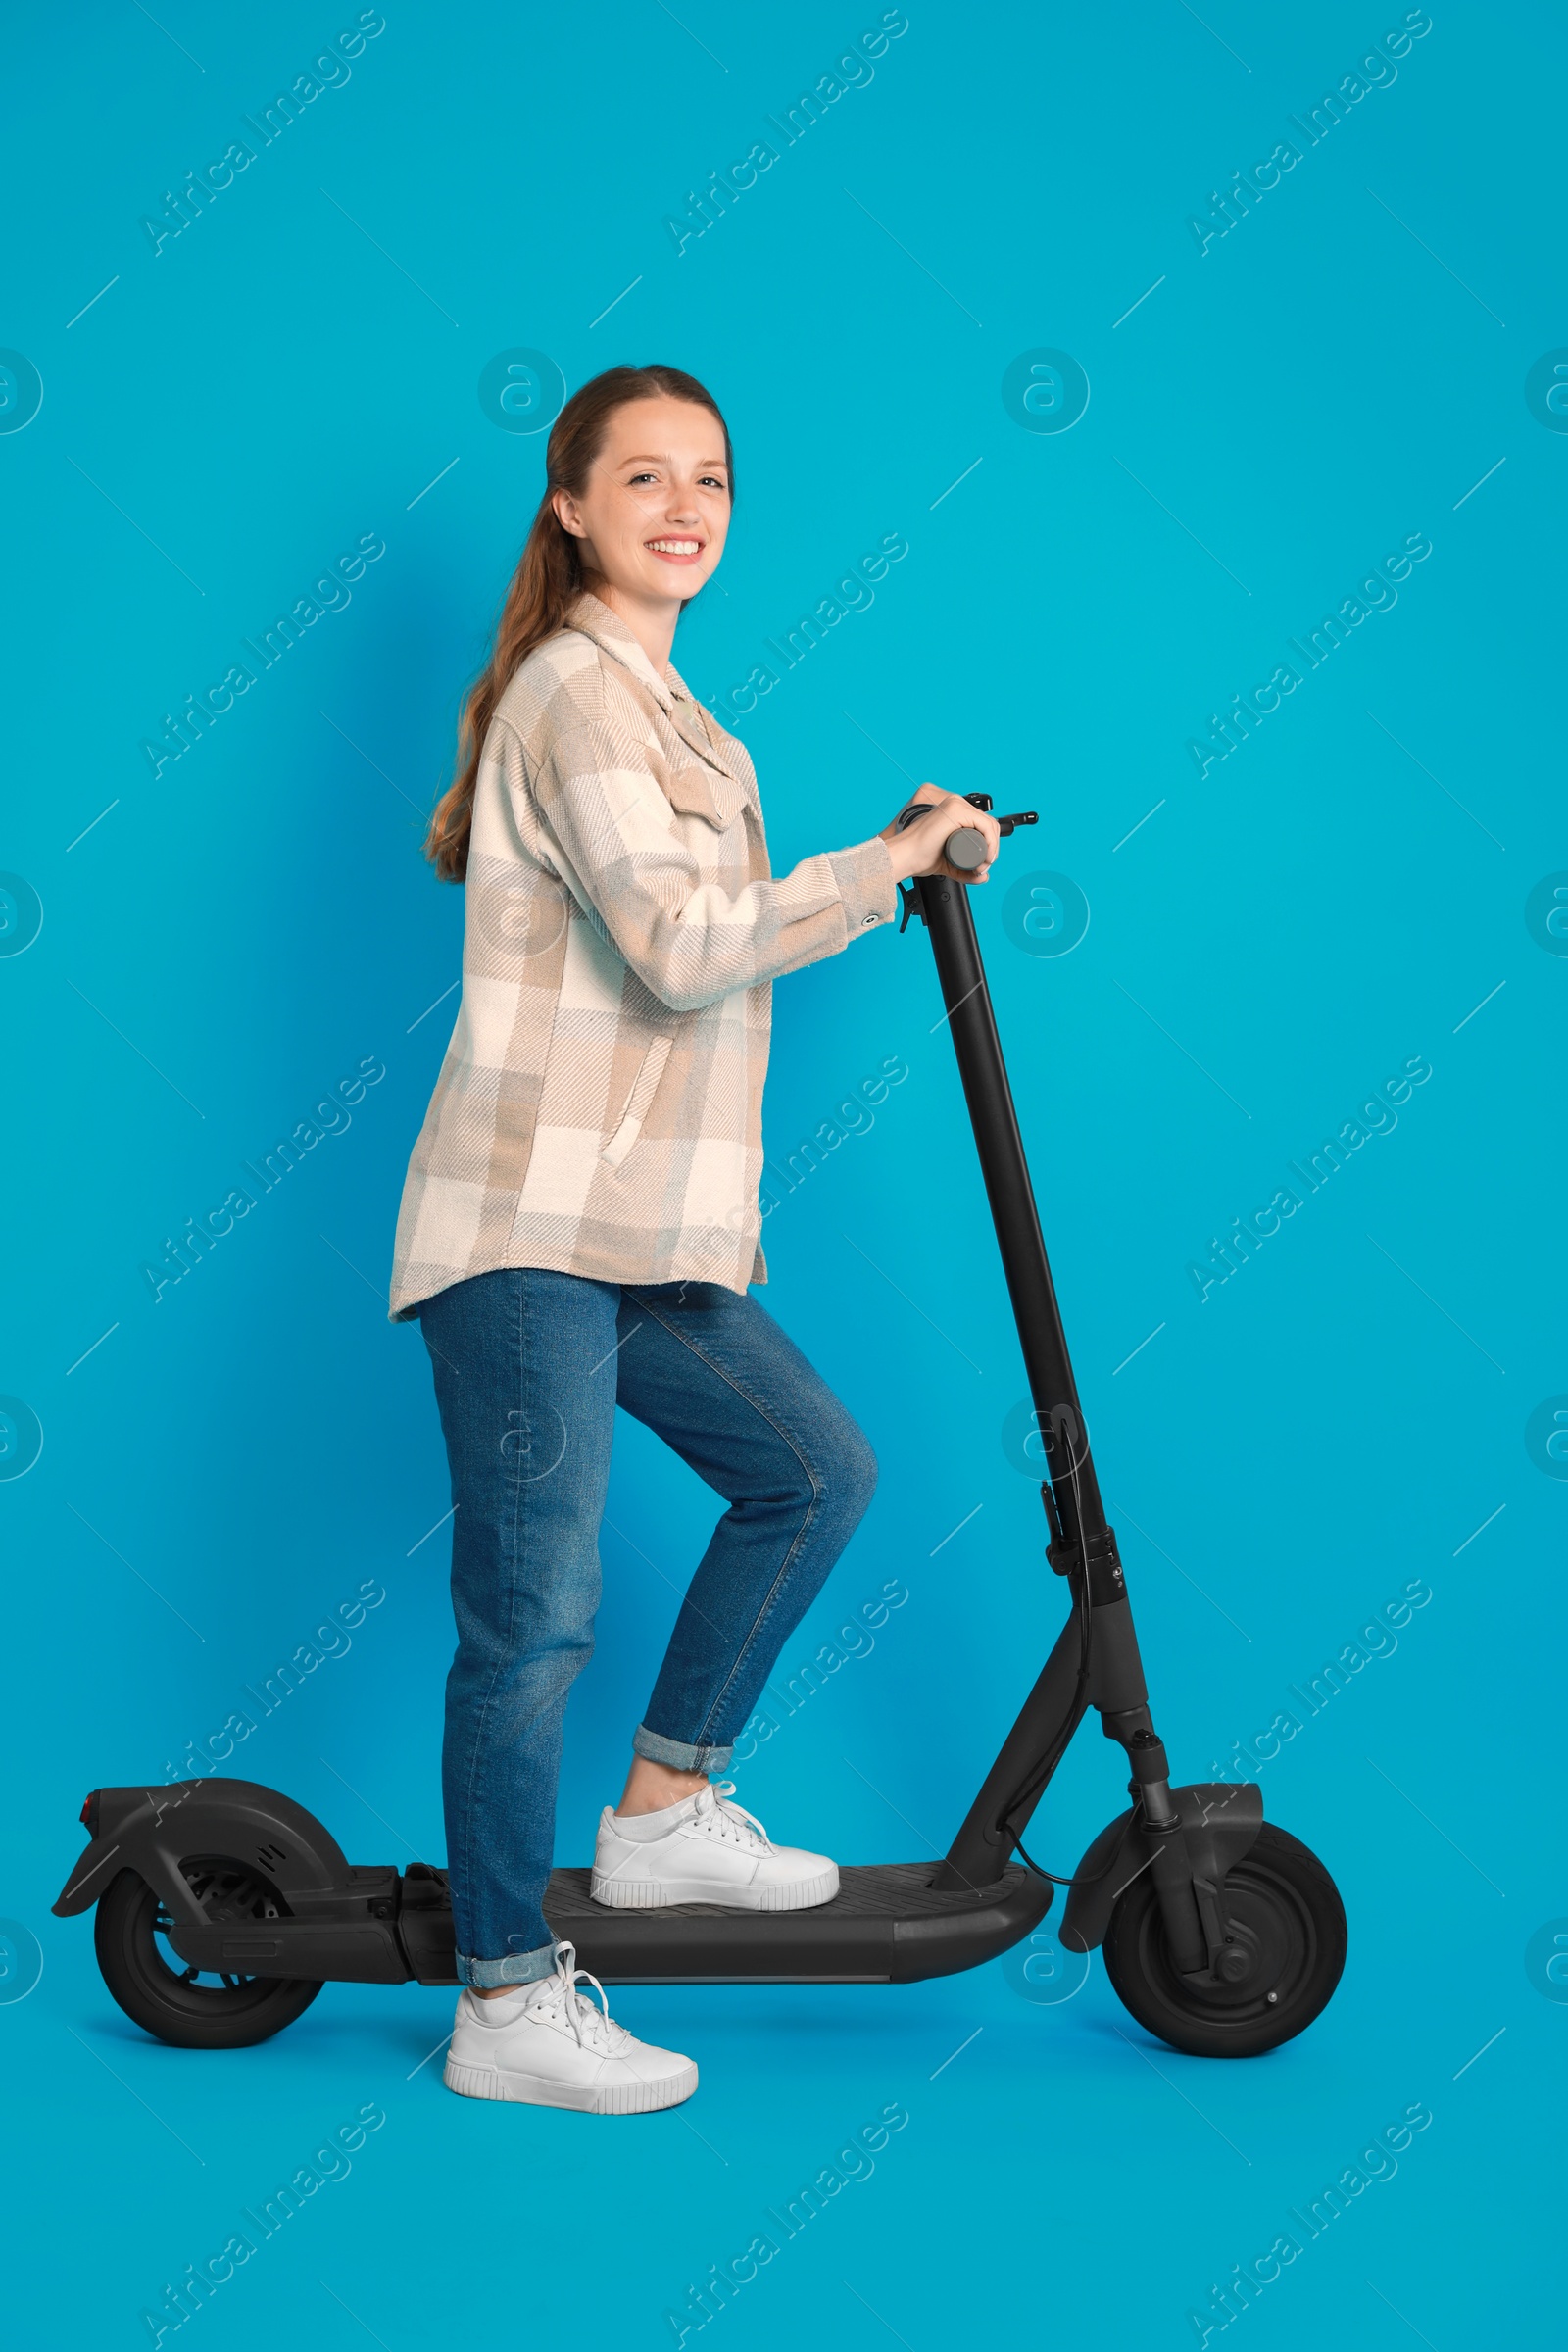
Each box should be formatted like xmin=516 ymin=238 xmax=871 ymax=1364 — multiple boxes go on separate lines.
xmin=1102 ymin=1822 xmax=1346 ymax=2058
xmin=94 ymin=1866 xmax=323 ymax=2049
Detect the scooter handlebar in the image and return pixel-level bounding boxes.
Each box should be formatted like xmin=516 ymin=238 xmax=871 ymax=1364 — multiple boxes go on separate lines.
xmin=893 ymin=804 xmax=991 ymax=873
xmin=893 ymin=801 xmax=1036 ymax=875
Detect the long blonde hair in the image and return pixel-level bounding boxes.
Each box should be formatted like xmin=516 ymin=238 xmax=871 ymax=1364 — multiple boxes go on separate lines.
xmin=423 ymin=362 xmax=734 ymax=882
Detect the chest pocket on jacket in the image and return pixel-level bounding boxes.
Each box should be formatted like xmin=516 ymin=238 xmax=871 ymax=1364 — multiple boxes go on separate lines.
xmin=601 ymin=1034 xmax=673 ymax=1169
xmin=662 ymin=760 xmax=749 ymax=832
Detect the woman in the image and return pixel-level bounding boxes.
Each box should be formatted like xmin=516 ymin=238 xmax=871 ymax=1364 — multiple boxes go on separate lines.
xmin=389 ymin=362 xmax=997 ymax=2113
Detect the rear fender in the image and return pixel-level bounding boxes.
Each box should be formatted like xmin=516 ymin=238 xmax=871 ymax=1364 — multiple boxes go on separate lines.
xmin=52 ymin=1779 xmax=354 ymax=1926
xmin=1058 ymin=1781 xmax=1264 ymax=1954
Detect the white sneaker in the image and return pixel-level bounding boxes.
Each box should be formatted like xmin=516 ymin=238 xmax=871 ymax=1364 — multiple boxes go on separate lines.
xmin=442 ymin=1941 xmax=697 ymax=2114
xmin=591 ymin=1781 xmax=839 ymax=1912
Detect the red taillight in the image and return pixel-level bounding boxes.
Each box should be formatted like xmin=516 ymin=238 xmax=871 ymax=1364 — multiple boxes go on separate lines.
xmin=79 ymin=1791 xmax=99 ymax=1832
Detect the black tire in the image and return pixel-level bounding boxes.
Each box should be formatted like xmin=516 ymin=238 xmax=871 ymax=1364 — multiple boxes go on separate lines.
xmin=1102 ymin=1823 xmax=1347 ymax=2058
xmin=94 ymin=1864 xmax=323 ymax=2049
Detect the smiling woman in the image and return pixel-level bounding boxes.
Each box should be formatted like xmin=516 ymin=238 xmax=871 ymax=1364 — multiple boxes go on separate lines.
xmin=391 ymin=361 xmax=998 ymax=2114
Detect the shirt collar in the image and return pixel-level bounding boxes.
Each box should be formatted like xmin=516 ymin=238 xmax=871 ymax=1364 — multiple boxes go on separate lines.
xmin=564 ymin=588 xmax=734 ymax=774
xmin=565 ymin=589 xmax=689 ymax=714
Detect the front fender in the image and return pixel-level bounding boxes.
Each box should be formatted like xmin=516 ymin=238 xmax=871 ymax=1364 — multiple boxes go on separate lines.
xmin=52 ymin=1779 xmax=353 ymax=1927
xmin=1058 ymin=1781 xmax=1264 ymax=1954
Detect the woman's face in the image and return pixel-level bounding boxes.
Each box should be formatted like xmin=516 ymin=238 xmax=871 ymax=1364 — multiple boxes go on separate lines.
xmin=554 ymin=395 xmax=730 ymax=609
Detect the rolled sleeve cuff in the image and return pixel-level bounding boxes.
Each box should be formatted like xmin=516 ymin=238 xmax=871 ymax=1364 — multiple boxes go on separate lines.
xmin=829 ymin=838 xmax=899 ymax=938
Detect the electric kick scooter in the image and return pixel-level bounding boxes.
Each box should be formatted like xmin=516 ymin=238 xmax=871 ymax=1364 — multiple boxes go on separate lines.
xmin=54 ymin=796 xmax=1347 ymax=2058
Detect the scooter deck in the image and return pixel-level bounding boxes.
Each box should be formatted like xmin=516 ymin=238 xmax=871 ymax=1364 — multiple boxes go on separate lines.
xmin=540 ymin=1860 xmax=1050 ymax=1984
xmin=390 ymin=1858 xmax=1049 ymax=1985
xmin=175 ymin=1860 xmax=1051 ymax=1988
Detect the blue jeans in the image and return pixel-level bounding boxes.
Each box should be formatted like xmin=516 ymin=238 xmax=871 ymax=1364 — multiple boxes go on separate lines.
xmin=416 ymin=1269 xmax=878 ymax=1986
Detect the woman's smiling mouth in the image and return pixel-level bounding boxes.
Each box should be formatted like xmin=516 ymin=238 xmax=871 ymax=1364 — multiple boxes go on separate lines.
xmin=645 ymin=537 xmax=705 ymax=564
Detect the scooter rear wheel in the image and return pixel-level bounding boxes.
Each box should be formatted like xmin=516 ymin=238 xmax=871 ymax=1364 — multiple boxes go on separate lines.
xmin=94 ymin=1865 xmax=323 ymax=2049
xmin=1102 ymin=1822 xmax=1346 ymax=2058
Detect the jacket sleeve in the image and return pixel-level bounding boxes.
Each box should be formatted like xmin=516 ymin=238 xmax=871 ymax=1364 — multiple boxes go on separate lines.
xmin=505 ymin=712 xmax=899 ymax=1013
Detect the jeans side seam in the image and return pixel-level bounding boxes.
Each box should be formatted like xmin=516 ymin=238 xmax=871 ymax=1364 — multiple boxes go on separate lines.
xmin=453 ymin=1271 xmax=528 ymax=1941
xmin=627 ymin=1290 xmax=825 ymax=1748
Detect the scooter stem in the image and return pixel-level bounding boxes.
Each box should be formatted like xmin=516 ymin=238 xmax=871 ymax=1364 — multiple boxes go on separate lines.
xmin=911 ymin=871 xmax=1111 ymax=1544
xmin=914 ymin=865 xmax=1196 ymax=1943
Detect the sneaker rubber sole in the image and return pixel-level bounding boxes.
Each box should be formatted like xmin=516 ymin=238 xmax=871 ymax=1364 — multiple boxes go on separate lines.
xmin=442 ymin=2056 xmax=699 ymax=2113
xmin=588 ymin=1864 xmax=839 ymax=1912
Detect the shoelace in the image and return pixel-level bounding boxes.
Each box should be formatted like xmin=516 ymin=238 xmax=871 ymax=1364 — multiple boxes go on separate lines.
xmin=690 ymin=1781 xmax=774 ymax=1852
xmin=524 ymin=1941 xmax=630 ymax=2053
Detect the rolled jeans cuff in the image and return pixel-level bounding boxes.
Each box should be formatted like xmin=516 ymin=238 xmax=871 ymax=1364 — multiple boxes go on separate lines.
xmin=457 ymin=1939 xmax=559 ymax=1990
xmin=633 ymin=1720 xmax=734 ymax=1774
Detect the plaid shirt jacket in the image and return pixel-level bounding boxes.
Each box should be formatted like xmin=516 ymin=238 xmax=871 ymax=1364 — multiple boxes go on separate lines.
xmin=388 ymin=593 xmax=898 ymax=1320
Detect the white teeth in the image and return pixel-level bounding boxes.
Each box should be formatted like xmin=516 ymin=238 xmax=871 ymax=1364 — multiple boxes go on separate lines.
xmin=648 ymin=539 xmax=700 ymax=554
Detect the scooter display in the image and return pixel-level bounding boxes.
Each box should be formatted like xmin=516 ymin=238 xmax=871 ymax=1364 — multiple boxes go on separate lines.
xmin=54 ymin=794 xmax=1347 ymax=2059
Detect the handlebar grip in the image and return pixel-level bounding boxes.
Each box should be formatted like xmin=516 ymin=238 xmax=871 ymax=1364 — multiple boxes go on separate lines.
xmin=892 ymin=804 xmax=992 ymax=873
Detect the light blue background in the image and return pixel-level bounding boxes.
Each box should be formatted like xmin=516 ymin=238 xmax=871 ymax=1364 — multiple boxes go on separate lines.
xmin=2 ymin=3 xmax=1560 ymax=2345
